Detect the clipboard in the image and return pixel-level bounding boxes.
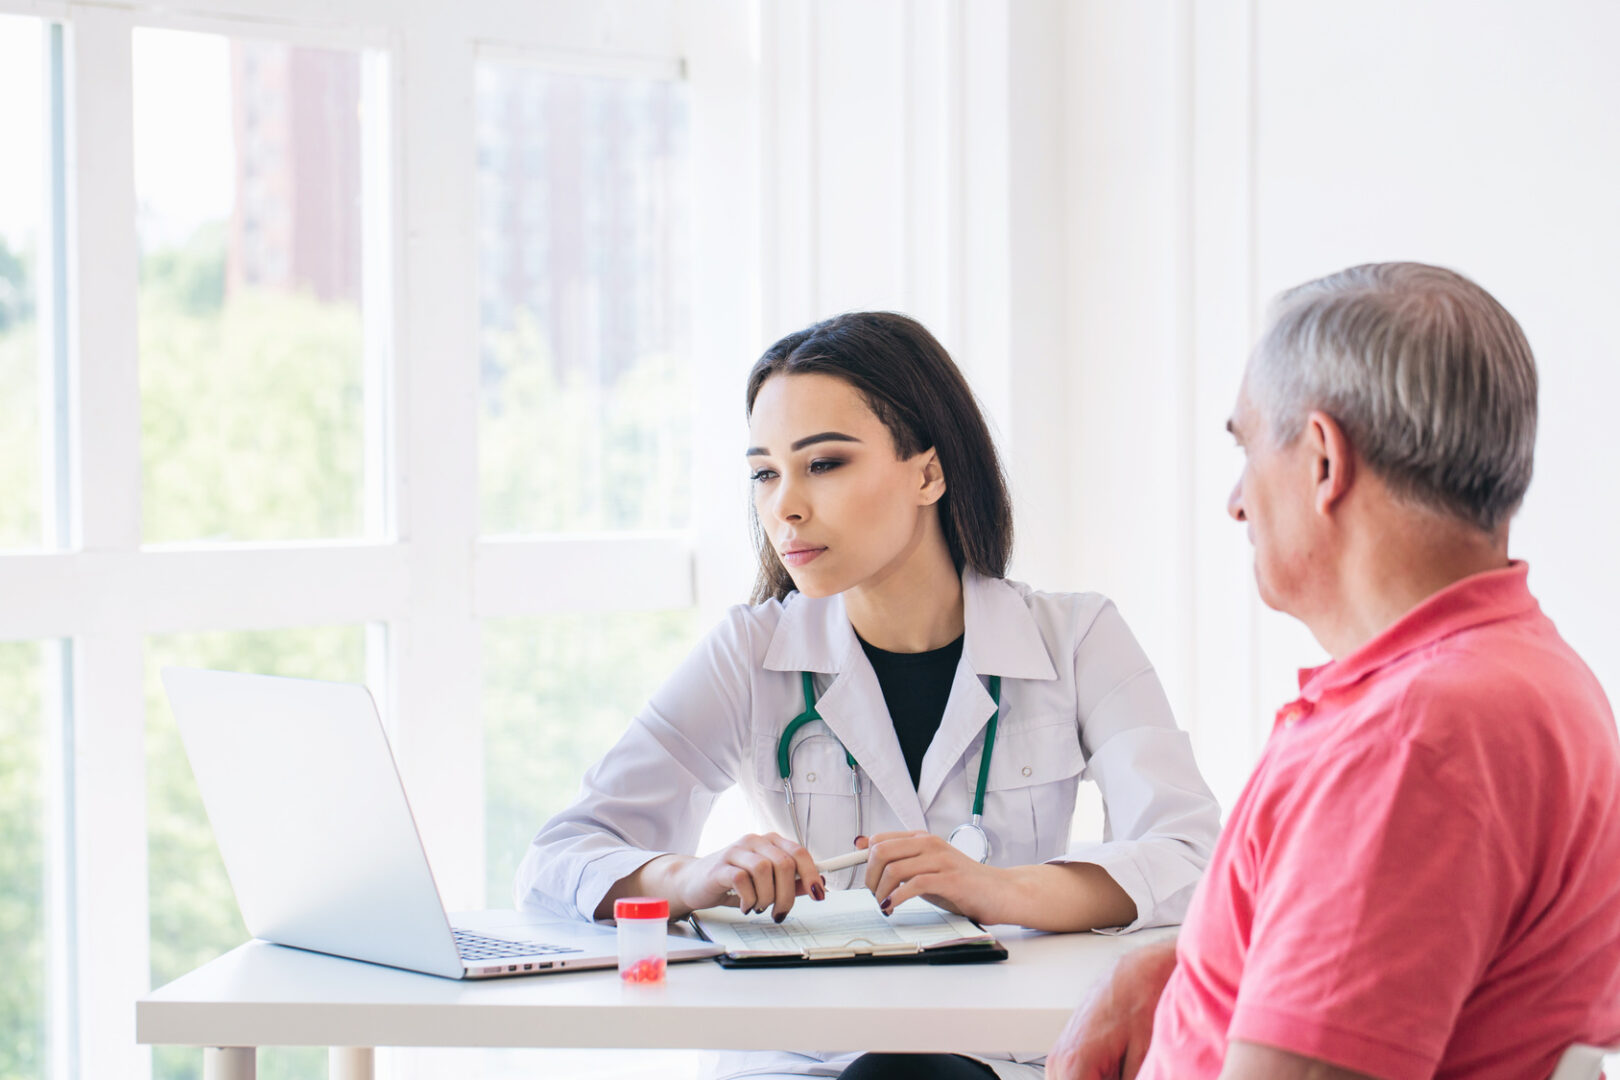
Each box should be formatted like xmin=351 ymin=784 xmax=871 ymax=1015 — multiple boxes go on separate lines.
xmin=688 ymin=890 xmax=1008 ymax=968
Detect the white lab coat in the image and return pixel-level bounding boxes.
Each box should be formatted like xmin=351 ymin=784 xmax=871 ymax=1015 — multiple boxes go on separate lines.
xmin=515 ymin=570 xmax=1220 ymax=1078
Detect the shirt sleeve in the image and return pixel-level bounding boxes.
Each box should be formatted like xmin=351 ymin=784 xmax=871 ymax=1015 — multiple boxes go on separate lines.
xmin=1228 ymin=721 xmax=1515 ymax=1080
xmin=1049 ymin=599 xmax=1223 ymax=933
xmin=512 ymin=607 xmax=757 ymax=921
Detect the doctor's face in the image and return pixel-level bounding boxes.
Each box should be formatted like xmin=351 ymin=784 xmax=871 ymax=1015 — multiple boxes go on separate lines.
xmin=747 ymin=373 xmax=942 ymax=599
xmin=1226 ymin=379 xmax=1321 ymax=615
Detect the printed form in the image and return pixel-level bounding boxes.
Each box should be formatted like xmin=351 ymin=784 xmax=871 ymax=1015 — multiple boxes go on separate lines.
xmin=691 ymin=889 xmax=994 ymax=958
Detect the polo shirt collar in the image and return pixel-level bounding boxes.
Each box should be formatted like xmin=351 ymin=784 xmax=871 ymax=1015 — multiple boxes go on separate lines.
xmin=1295 ymin=560 xmax=1537 ymax=705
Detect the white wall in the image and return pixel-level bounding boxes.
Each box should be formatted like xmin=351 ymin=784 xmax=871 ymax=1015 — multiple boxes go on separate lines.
xmin=1250 ymin=0 xmax=1620 ymax=723
xmin=756 ymin=0 xmax=1079 ymax=592
xmin=1059 ymin=0 xmax=1620 ymax=805
xmin=777 ymin=0 xmax=1620 ymax=810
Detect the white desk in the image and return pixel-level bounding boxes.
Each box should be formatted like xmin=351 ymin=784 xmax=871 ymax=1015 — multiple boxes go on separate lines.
xmin=137 ymin=916 xmax=1176 ymax=1080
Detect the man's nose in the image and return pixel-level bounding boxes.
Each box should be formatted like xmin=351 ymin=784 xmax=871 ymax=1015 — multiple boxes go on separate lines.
xmin=1227 ymin=479 xmax=1246 ymax=522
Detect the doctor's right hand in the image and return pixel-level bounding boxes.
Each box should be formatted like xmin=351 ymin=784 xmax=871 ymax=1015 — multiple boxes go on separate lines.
xmin=668 ymin=832 xmax=825 ymax=922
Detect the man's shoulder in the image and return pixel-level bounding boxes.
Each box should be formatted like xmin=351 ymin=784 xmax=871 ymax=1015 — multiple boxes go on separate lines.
xmin=1394 ymin=609 xmax=1613 ymax=737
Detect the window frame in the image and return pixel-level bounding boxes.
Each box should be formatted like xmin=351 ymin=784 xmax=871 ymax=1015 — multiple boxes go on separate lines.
xmin=0 ymin=2 xmax=760 ymax=1078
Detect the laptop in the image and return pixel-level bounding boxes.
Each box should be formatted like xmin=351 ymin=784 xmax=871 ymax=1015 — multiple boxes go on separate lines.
xmin=161 ymin=667 xmax=722 ymax=979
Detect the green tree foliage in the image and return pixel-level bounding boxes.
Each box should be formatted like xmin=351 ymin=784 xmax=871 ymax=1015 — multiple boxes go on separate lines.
xmin=0 ymin=644 xmax=46 ymax=1080
xmin=139 ymin=229 xmax=363 ymax=545
xmin=0 ymin=233 xmax=46 ymax=1079
xmin=0 ymin=234 xmax=34 ymax=333
xmin=0 ymin=234 xmax=41 ymax=549
xmin=138 ymin=221 xmax=225 ymax=318
xmin=483 ymin=610 xmax=697 ymax=904
xmin=480 ymin=310 xmax=690 ymax=534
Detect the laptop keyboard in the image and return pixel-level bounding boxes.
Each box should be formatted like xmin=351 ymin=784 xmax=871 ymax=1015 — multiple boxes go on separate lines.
xmin=453 ymin=929 xmax=585 ymax=961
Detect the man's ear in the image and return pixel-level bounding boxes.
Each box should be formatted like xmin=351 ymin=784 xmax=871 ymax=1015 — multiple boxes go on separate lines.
xmin=1305 ymin=410 xmax=1355 ymax=515
xmin=918 ymin=448 xmax=947 ymax=506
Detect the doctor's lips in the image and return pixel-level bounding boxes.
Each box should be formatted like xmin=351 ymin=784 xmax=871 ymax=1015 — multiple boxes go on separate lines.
xmin=779 ymin=543 xmax=827 ymax=567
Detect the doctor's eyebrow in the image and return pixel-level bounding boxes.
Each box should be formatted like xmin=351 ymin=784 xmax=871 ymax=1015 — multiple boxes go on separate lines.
xmin=745 ymin=431 xmax=863 ymax=457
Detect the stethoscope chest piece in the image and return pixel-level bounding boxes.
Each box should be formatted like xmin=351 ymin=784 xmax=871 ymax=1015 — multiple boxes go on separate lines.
xmin=946 ymin=673 xmax=1002 ymax=864
xmin=948 ymin=820 xmax=991 ymax=863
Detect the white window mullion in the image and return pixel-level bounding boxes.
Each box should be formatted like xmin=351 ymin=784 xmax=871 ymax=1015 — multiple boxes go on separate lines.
xmin=67 ymin=634 xmax=146 ymax=1080
xmin=361 ymin=44 xmax=396 ymax=541
xmin=65 ymin=9 xmax=149 ymax=1080
xmin=68 ymin=9 xmax=141 ymax=556
xmin=66 ymin=3 xmax=149 ymax=1071
xmin=390 ymin=8 xmax=482 ymax=913
xmin=474 ymin=536 xmax=694 ymax=617
xmin=684 ymin=0 xmax=761 ymax=624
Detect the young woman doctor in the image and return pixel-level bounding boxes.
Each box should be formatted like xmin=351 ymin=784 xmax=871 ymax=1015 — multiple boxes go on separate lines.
xmin=516 ymin=312 xmax=1220 ymax=1080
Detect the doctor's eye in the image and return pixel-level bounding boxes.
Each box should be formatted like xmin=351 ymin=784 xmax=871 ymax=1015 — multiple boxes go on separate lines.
xmin=749 ymin=468 xmax=779 ymax=483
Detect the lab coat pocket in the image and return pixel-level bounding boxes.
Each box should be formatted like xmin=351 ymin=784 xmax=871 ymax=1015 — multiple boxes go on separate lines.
xmin=982 ymin=721 xmax=1086 ymax=865
xmin=751 ymin=732 xmax=859 ymax=862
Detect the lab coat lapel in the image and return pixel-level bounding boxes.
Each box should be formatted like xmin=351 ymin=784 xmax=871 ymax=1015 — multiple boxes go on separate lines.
xmin=762 ymin=591 xmax=927 ymax=831
xmin=915 ymin=571 xmax=1058 ymax=810
xmin=811 ymin=662 xmax=927 ymax=831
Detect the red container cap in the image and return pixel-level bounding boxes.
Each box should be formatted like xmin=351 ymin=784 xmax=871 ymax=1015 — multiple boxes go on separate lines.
xmin=614 ymin=897 xmax=669 ymax=920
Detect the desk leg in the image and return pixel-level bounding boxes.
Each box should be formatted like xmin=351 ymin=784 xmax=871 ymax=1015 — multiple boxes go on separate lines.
xmin=203 ymin=1047 xmax=255 ymax=1080
xmin=330 ymin=1047 xmax=375 ymax=1080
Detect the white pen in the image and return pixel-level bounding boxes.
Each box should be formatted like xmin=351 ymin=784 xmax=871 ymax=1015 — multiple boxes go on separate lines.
xmin=724 ymin=848 xmax=870 ymax=901
xmin=813 ymin=848 xmax=870 ymax=873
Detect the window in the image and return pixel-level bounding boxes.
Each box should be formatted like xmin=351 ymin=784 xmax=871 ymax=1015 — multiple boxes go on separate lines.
xmin=476 ymin=62 xmax=692 ymax=535
xmin=0 ymin=641 xmax=61 ymax=1080
xmin=134 ymin=30 xmax=381 ymax=545
xmin=469 ymin=53 xmax=708 ymax=1080
xmin=0 ymin=6 xmax=724 ymax=1077
xmin=475 ymin=50 xmax=705 ymax=902
xmin=483 ymin=610 xmax=697 ymax=904
xmin=0 ymin=16 xmax=54 ymax=551
xmin=0 ymin=17 xmax=69 ymax=1080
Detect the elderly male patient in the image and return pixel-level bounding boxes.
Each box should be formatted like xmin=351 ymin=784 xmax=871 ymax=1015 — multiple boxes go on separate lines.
xmin=1050 ymin=263 xmax=1620 ymax=1080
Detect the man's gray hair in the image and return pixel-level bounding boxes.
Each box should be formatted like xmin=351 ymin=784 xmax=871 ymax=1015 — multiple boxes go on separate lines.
xmin=1249 ymin=262 xmax=1537 ymax=533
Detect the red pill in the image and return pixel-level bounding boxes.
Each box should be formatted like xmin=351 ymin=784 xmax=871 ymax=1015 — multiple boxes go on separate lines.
xmin=620 ymin=956 xmax=666 ymax=983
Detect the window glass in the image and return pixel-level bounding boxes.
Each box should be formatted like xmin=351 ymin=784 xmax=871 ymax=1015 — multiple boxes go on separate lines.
xmin=0 ymin=17 xmax=48 ymax=550
xmin=146 ymin=626 xmax=366 ymax=1080
xmin=476 ymin=64 xmax=692 ymax=535
xmin=483 ymin=610 xmax=697 ymax=905
xmin=135 ymin=30 xmax=373 ymax=544
xmin=0 ymin=641 xmax=51 ymax=1080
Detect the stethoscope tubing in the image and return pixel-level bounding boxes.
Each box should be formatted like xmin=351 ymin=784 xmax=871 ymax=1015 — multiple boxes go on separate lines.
xmin=777 ymin=671 xmax=1001 ymax=863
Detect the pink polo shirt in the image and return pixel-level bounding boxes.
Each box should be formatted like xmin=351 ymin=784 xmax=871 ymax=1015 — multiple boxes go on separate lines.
xmin=1140 ymin=562 xmax=1620 ymax=1080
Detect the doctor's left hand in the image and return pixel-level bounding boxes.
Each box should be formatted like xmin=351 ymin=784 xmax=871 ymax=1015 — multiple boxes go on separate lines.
xmin=858 ymin=830 xmax=1005 ymax=924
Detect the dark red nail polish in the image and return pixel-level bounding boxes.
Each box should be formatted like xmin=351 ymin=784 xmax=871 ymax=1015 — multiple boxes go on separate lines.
xmin=879 ymin=898 xmax=891 ymax=913
xmin=811 ymin=884 xmax=824 ymax=901
xmin=774 ymin=911 xmax=787 ymax=924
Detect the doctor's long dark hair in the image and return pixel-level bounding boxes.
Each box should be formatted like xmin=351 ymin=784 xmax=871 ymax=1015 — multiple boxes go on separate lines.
xmin=744 ymin=312 xmax=1014 ymax=605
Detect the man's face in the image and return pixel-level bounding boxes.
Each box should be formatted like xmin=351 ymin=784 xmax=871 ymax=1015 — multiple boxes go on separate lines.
xmin=1226 ymin=379 xmax=1323 ymax=615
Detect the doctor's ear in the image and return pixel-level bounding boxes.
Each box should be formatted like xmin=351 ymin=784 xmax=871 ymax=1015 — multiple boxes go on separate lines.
xmin=917 ymin=448 xmax=946 ymax=506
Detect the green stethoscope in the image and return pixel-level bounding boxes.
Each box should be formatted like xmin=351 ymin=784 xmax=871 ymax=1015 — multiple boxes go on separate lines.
xmin=776 ymin=671 xmax=1002 ymax=864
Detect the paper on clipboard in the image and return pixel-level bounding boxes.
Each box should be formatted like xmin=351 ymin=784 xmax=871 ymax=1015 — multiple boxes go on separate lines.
xmin=690 ymin=889 xmax=994 ymax=959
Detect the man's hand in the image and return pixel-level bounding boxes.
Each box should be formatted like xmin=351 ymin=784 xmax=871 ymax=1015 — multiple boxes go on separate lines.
xmin=1047 ymin=938 xmax=1179 ymax=1080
